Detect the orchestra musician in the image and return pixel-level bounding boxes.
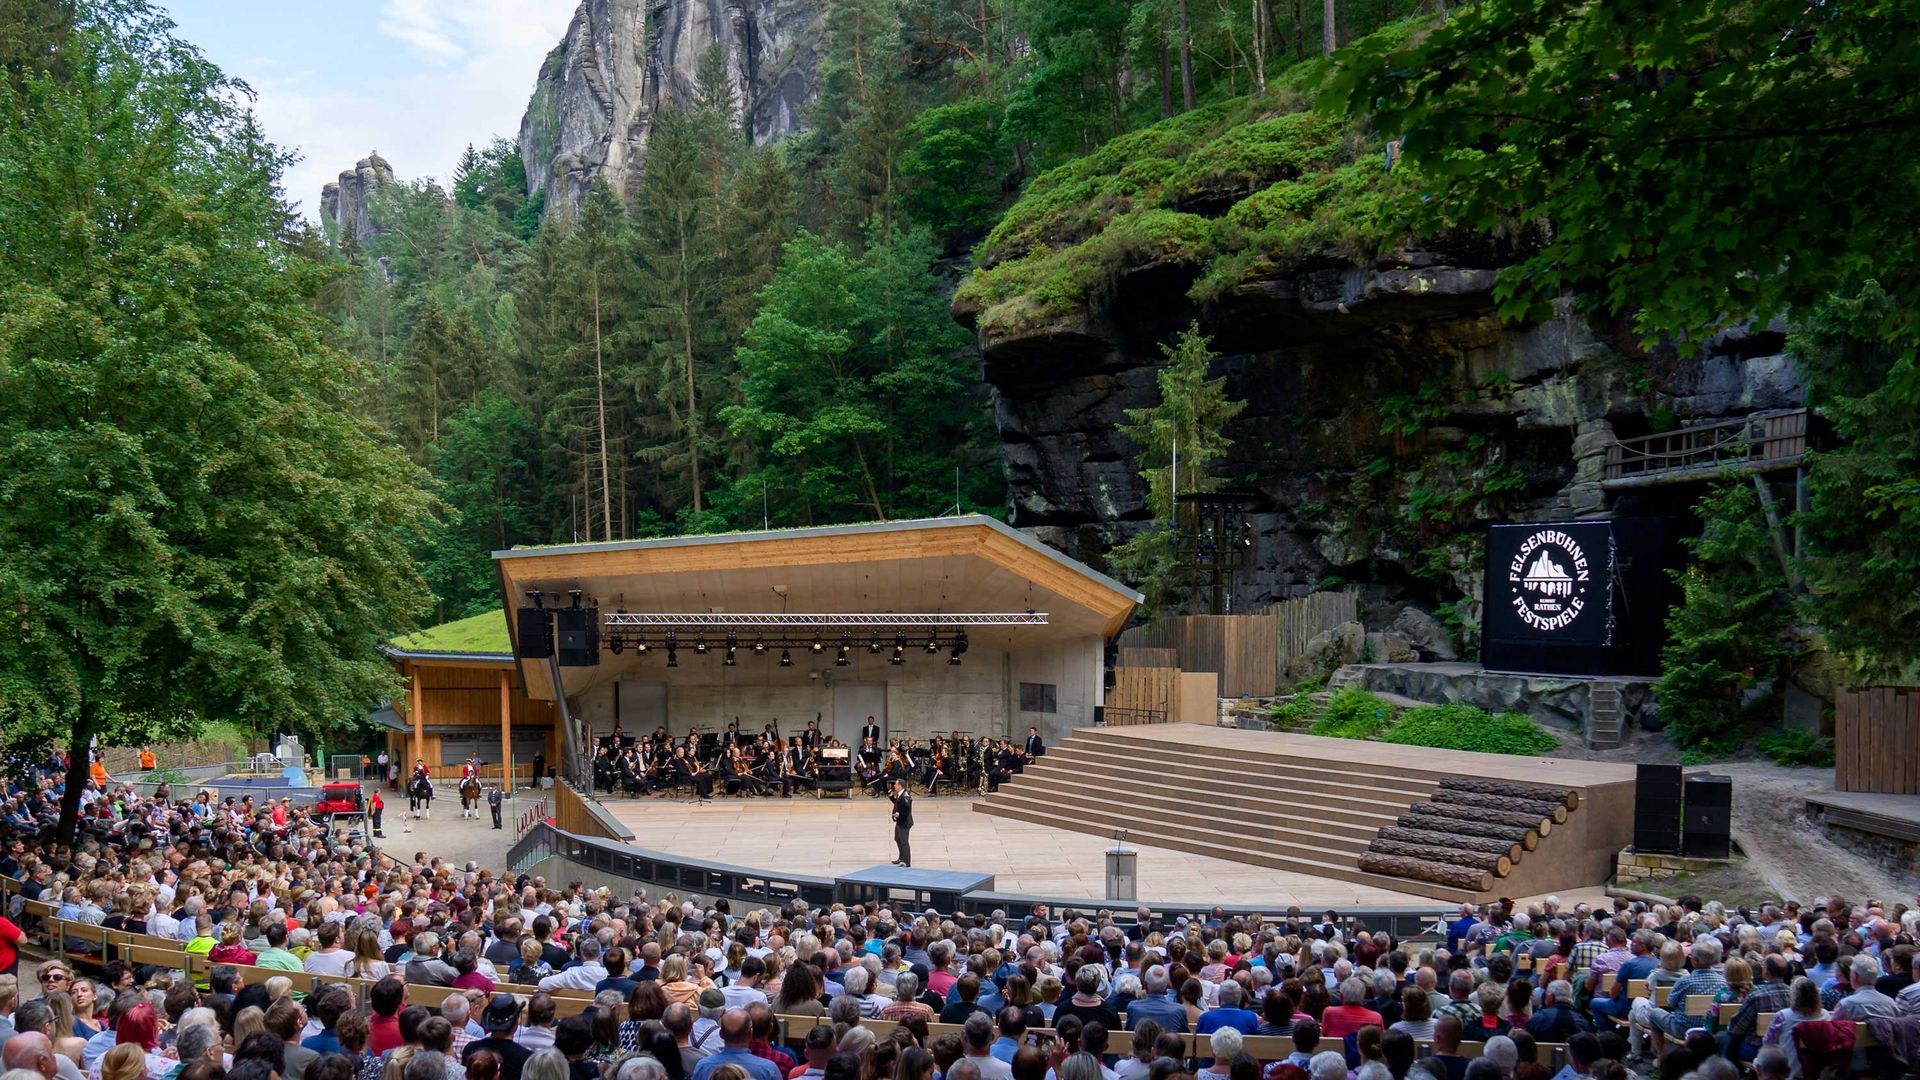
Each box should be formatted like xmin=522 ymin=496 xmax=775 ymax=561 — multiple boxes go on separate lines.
xmin=857 ymin=736 xmax=884 ymax=797
xmin=1025 ymin=726 xmax=1044 ymax=762
xmin=779 ymin=738 xmax=814 ymax=798
xmin=802 ymin=718 xmax=823 ymax=750
xmin=922 ymin=740 xmax=949 ymax=793
xmin=674 ymin=745 xmax=712 ymax=801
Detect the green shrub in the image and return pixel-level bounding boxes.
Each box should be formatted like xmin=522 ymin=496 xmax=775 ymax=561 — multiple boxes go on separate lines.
xmin=1270 ymin=695 xmax=1323 ymax=728
xmin=1309 ymin=688 xmax=1398 ymax=740
xmin=1380 ymin=702 xmax=1558 ymax=755
xmin=1754 ymin=728 xmax=1836 ymax=768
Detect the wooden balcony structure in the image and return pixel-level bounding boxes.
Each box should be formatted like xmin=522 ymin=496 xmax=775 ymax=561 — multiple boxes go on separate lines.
xmin=1603 ymin=408 xmax=1809 ymax=489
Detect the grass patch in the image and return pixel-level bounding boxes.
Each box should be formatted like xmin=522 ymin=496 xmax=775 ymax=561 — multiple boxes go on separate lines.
xmin=1380 ymin=702 xmax=1557 ymax=755
xmin=1308 ymin=687 xmax=1398 ymax=740
xmin=389 ymin=608 xmax=512 ymax=655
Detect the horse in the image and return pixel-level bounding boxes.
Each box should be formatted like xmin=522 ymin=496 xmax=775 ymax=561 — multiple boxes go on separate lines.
xmin=459 ymin=774 xmax=482 ymax=818
xmin=408 ymin=772 xmax=433 ymax=817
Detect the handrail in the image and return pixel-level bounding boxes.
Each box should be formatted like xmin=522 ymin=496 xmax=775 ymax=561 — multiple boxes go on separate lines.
xmin=525 ymin=822 xmax=1454 ymax=939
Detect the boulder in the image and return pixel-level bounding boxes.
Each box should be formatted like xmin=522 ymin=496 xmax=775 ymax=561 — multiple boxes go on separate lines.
xmin=1366 ymin=631 xmax=1418 ymax=664
xmin=1305 ymin=620 xmax=1366 ymax=671
xmin=1390 ymin=607 xmax=1457 ymax=661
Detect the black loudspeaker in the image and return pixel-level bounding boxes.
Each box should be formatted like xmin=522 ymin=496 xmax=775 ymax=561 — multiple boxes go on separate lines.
xmin=555 ymin=606 xmax=600 ymax=667
xmin=516 ymin=608 xmax=554 ymax=659
xmin=1634 ymin=763 xmax=1683 ymax=854
xmin=1093 ymin=706 xmax=1105 ymax=726
xmin=1682 ymin=774 xmax=1733 ymax=858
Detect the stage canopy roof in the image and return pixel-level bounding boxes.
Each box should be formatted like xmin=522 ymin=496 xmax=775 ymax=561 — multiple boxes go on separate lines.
xmin=490 ymin=515 xmax=1142 ymax=702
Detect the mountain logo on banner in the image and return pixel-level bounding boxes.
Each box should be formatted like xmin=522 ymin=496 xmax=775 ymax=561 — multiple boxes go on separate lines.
xmin=1507 ymin=529 xmax=1590 ymax=632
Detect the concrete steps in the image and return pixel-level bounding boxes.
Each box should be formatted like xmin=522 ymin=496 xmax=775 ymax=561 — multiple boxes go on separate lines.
xmin=978 ymin=789 xmax=1478 ymax=903
xmin=976 ymin=726 xmax=1489 ymax=901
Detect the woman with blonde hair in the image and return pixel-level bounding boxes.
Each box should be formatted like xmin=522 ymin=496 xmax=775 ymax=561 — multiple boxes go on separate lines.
xmin=659 ymin=954 xmax=701 ymax=1008
xmin=44 ymin=992 xmax=88 ymax=1064
xmin=231 ymin=1005 xmax=267 ymax=1050
xmin=209 ymin=921 xmax=257 ymax=966
xmin=99 ymin=1043 xmax=147 ymax=1080
xmin=349 ymin=925 xmax=390 ymax=980
xmin=1647 ymin=941 xmax=1686 ymax=991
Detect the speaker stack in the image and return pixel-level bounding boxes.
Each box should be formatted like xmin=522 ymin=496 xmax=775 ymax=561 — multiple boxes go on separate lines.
xmin=554 ymin=605 xmax=600 ymax=667
xmin=1682 ymin=774 xmax=1733 ymax=858
xmin=516 ymin=607 xmax=554 ymax=659
xmin=1633 ymin=763 xmax=1683 ymax=854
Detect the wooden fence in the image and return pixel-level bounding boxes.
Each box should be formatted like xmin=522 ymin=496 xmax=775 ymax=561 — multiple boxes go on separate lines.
xmin=552 ymin=779 xmax=636 ymax=841
xmin=1835 ymin=686 xmax=1920 ymax=794
xmin=1107 ymin=666 xmax=1178 ymax=723
xmin=1116 ymin=591 xmax=1357 ymax=696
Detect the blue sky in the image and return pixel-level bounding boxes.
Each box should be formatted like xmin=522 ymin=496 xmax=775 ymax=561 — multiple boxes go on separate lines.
xmin=162 ymin=0 xmax=576 ymax=219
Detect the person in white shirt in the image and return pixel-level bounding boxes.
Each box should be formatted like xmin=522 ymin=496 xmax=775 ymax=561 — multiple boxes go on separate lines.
xmin=516 ymin=993 xmax=559 ymax=1051
xmin=721 ymin=957 xmax=770 ymax=1010
xmin=303 ymin=922 xmax=355 ymax=977
xmin=537 ymin=937 xmax=608 ymax=992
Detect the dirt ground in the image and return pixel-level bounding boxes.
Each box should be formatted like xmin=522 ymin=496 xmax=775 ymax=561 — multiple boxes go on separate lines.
xmin=1543 ymin=726 xmax=1920 ymax=906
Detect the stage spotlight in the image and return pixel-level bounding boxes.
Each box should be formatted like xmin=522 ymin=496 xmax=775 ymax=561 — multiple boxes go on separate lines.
xmin=835 ymin=646 xmax=850 ymax=667
xmin=925 ymin=635 xmax=940 ymax=654
xmin=694 ymin=637 xmax=708 ymax=655
xmin=666 ymin=648 xmax=678 ymax=668
xmin=889 ymin=646 xmax=904 ymax=665
xmin=868 ymin=639 xmax=883 ymax=654
xmin=779 ymin=648 xmax=794 ymax=667
xmin=810 ymin=639 xmax=823 ymax=654
xmin=948 ymin=644 xmax=962 ymax=665
xmin=608 ymin=632 xmax=625 ymax=655
xmin=724 ymin=647 xmax=737 ymax=666
xmin=753 ymin=637 xmax=766 ymax=655
xmin=635 ymin=636 xmax=649 ymax=655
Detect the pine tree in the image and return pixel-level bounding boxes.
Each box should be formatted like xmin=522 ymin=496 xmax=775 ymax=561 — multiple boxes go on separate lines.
xmin=629 ymin=107 xmax=725 ymax=515
xmin=1107 ymin=323 xmax=1246 ymax=614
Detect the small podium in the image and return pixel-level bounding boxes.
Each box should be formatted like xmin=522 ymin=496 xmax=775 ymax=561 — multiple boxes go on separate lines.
xmin=1105 ymin=831 xmax=1137 ymax=901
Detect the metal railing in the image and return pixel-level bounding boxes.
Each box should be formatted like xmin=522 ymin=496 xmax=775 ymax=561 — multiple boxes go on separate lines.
xmin=518 ymin=822 xmax=1454 ymax=939
xmin=1603 ymin=408 xmax=1808 ymax=486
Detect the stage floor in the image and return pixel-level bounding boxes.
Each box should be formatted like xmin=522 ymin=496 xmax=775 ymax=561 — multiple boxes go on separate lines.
xmin=604 ymin=792 xmax=1514 ymax=908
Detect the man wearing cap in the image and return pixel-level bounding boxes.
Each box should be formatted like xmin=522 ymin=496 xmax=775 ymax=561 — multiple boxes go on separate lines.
xmin=688 ymin=1009 xmax=781 ymax=1080
xmin=464 ymin=995 xmax=534 ymax=1080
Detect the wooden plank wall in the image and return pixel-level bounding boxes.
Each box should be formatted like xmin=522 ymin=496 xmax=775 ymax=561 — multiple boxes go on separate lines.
xmin=1116 ymin=591 xmax=1357 ymax=696
xmin=1835 ymin=686 xmax=1920 ymax=795
xmin=1107 ymin=666 xmax=1178 ymax=723
xmin=1267 ymin=591 xmax=1359 ymax=684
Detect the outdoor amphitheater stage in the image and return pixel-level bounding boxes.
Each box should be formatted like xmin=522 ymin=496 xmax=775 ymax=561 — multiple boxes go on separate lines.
xmin=599 ymin=721 xmax=1629 ymax=908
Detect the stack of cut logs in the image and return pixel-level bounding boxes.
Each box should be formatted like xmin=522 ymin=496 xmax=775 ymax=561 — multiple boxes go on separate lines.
xmin=1356 ymin=778 xmax=1579 ymax=891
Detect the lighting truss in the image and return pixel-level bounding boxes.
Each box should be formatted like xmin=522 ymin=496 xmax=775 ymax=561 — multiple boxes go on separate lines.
xmin=600 ymin=612 xmax=1047 ymax=627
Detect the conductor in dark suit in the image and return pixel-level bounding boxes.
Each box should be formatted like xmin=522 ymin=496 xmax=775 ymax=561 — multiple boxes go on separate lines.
xmin=861 ymin=717 xmax=881 ymax=746
xmin=889 ymin=778 xmax=914 ymax=866
xmin=1025 ymin=726 xmax=1044 ymax=760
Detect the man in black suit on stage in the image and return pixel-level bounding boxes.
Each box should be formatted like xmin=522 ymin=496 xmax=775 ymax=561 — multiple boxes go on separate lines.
xmin=861 ymin=716 xmax=882 ymax=746
xmin=889 ymin=779 xmax=914 ymax=866
xmin=1025 ymin=726 xmax=1044 ymax=760
xmin=802 ymin=717 xmax=823 ymax=750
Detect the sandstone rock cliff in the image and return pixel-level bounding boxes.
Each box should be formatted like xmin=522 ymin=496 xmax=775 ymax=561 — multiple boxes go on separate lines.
xmin=973 ymin=249 xmax=1805 ymax=616
xmin=319 ymin=153 xmax=394 ymax=244
xmin=519 ymin=0 xmax=821 ymax=216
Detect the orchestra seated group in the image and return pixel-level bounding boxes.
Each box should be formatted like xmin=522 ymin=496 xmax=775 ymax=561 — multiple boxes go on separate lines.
xmin=588 ymin=718 xmax=1041 ymax=802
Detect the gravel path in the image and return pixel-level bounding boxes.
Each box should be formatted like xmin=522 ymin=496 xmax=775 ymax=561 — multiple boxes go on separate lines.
xmin=1541 ymin=726 xmax=1919 ymax=904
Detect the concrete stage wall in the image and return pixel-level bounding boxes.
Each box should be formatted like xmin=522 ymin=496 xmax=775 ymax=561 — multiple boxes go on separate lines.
xmin=566 ymin=635 xmax=1104 ymax=745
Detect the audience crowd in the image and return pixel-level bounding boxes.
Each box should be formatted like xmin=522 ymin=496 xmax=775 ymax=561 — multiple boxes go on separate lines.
xmin=1 ymin=773 xmax=1919 ymax=1080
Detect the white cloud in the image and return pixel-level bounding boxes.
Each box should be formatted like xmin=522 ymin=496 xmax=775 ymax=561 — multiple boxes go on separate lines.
xmin=258 ymin=0 xmax=576 ymax=221
xmin=379 ymin=0 xmax=465 ymax=63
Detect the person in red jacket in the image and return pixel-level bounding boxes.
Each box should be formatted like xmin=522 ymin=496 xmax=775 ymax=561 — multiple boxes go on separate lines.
xmin=0 ymin=912 xmax=22 ymax=975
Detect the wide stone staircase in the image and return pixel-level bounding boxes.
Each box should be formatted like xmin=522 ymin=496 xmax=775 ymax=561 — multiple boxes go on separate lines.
xmin=974 ymin=726 xmax=1586 ymax=904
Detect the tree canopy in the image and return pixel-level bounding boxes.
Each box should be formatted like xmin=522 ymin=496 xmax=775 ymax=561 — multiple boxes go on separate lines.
xmin=0 ymin=0 xmax=435 ymax=841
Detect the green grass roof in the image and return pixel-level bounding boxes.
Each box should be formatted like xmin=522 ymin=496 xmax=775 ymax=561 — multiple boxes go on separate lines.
xmin=388 ymin=608 xmax=512 ymax=656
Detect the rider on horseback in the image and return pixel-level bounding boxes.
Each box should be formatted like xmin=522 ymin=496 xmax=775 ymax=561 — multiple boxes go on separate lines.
xmin=409 ymin=758 xmax=432 ymax=818
xmin=459 ymin=756 xmax=482 ymax=819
